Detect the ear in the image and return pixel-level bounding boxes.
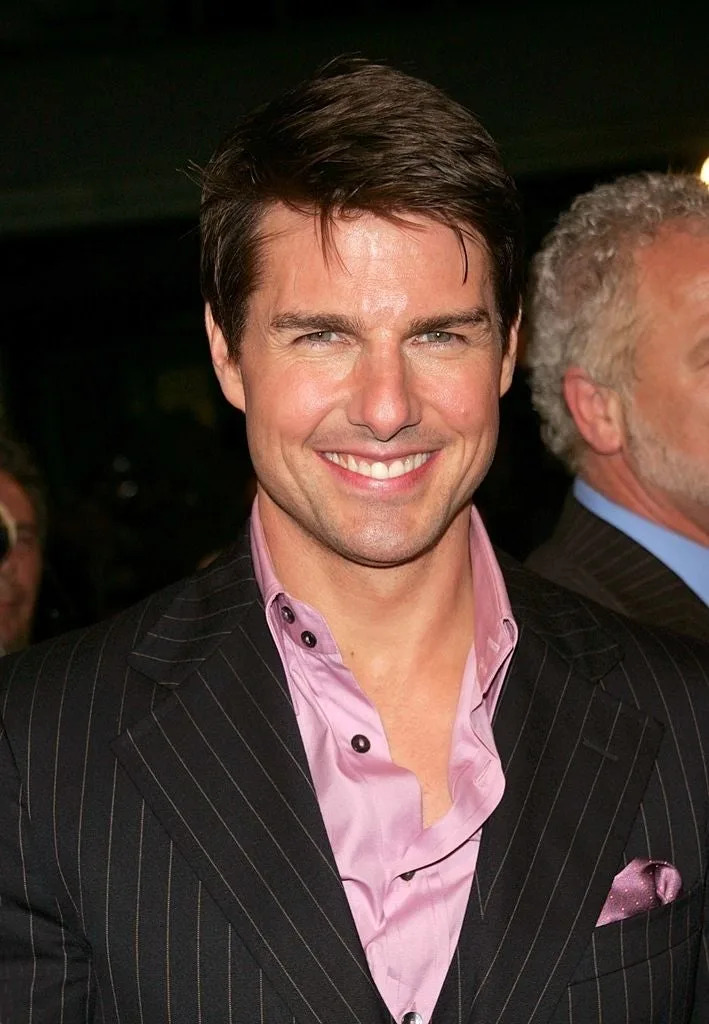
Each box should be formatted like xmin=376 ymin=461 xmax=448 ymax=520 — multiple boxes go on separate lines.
xmin=498 ymin=311 xmax=520 ymax=397
xmin=562 ymin=367 xmax=624 ymax=455
xmin=205 ymin=304 xmax=246 ymax=412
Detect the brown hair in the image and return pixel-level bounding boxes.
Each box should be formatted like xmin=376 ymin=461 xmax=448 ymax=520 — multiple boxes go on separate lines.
xmin=199 ymin=56 xmax=524 ymax=357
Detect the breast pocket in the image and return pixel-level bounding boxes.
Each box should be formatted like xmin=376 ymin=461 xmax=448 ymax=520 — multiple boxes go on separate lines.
xmin=571 ymin=881 xmax=703 ymax=983
xmin=558 ymin=883 xmax=705 ymax=1024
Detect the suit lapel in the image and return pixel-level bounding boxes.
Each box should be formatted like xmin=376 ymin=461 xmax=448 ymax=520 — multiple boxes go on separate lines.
xmin=113 ymin=531 xmax=667 ymax=1024
xmin=435 ymin=564 xmax=664 ymax=1024
xmin=114 ymin=538 xmax=388 ymax=1024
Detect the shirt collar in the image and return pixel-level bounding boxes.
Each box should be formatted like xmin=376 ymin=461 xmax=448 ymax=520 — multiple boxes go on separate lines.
xmin=250 ymin=496 xmax=517 ymax=695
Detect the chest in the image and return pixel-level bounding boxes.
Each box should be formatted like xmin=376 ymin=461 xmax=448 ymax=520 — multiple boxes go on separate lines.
xmin=373 ymin=681 xmax=462 ymax=826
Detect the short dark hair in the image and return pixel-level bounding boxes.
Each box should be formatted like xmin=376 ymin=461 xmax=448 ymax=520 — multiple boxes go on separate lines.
xmin=0 ymin=434 xmax=47 ymax=543
xmin=199 ymin=56 xmax=524 ymax=358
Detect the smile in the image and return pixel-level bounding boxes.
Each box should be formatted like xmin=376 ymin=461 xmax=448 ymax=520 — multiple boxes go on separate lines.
xmin=322 ymin=452 xmax=432 ymax=479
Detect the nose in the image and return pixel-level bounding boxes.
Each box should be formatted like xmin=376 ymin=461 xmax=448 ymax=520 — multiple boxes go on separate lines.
xmin=0 ymin=557 xmax=17 ymax=589
xmin=0 ymin=553 xmax=17 ymax=598
xmin=0 ymin=550 xmax=17 ymax=577
xmin=347 ymin=345 xmax=422 ymax=441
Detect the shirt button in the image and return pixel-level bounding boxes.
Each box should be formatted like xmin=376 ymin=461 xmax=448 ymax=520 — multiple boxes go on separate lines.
xmin=402 ymin=1013 xmax=423 ymax=1024
xmin=351 ymin=734 xmax=371 ymax=753
xmin=281 ymin=605 xmax=295 ymax=624
xmin=301 ymin=630 xmax=317 ymax=648
xmin=400 ymin=870 xmax=416 ymax=881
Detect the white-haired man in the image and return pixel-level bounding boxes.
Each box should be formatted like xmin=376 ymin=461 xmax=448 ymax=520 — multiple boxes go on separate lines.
xmin=526 ymin=171 xmax=709 ymax=642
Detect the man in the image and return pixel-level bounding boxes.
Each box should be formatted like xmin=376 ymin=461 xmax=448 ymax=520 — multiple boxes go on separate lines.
xmin=1 ymin=60 xmax=708 ymax=1024
xmin=0 ymin=434 xmax=44 ymax=653
xmin=525 ymin=172 xmax=709 ymax=641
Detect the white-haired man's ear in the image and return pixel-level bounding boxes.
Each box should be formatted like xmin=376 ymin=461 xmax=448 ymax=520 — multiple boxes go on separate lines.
xmin=205 ymin=304 xmax=246 ymax=412
xmin=562 ymin=367 xmax=624 ymax=456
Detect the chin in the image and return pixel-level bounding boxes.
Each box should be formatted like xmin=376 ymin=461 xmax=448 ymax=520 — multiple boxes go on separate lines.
xmin=327 ymin=526 xmax=444 ymax=569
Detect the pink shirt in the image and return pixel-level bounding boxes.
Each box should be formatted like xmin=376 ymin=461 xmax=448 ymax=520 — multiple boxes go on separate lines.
xmin=251 ymin=501 xmax=517 ymax=1024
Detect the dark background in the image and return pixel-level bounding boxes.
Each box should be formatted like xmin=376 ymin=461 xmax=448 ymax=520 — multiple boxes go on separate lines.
xmin=2 ymin=0 xmax=707 ymax=639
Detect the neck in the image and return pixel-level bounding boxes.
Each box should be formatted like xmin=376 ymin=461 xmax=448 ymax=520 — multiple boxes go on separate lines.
xmin=258 ymin=497 xmax=476 ymax=688
xmin=581 ymin=454 xmax=709 ymax=546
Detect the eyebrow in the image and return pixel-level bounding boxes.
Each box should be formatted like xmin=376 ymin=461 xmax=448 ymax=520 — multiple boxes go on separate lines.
xmin=271 ymin=312 xmax=366 ymax=334
xmin=270 ymin=307 xmax=492 ymax=336
xmin=407 ymin=308 xmax=492 ymax=336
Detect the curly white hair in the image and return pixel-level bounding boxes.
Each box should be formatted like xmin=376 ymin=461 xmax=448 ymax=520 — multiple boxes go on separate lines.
xmin=526 ymin=171 xmax=709 ymax=472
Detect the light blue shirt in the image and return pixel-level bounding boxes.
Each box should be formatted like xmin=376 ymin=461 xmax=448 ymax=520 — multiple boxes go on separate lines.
xmin=573 ymin=478 xmax=709 ymax=607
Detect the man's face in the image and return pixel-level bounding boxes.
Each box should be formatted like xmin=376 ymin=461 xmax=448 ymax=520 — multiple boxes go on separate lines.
xmin=0 ymin=469 xmax=42 ymax=653
xmin=210 ymin=206 xmax=516 ymax=572
xmin=622 ymin=226 xmax=709 ymax=538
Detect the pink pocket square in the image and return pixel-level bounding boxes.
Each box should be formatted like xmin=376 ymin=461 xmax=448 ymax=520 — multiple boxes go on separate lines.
xmin=597 ymin=858 xmax=682 ymax=926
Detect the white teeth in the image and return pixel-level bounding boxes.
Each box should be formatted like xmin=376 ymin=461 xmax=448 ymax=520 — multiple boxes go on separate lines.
xmin=324 ymin=452 xmax=430 ymax=479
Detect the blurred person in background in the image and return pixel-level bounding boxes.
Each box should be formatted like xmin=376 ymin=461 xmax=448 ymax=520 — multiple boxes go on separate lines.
xmin=526 ymin=171 xmax=709 ymax=641
xmin=0 ymin=434 xmax=44 ymax=654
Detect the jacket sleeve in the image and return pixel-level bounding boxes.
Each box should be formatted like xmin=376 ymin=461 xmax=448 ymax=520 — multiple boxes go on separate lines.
xmin=0 ymin=722 xmax=94 ymax=1023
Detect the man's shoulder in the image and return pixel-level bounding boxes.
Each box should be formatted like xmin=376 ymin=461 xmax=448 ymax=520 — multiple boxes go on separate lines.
xmin=0 ymin=576 xmax=182 ymax=735
xmin=500 ymin=549 xmax=709 ymax=705
xmin=0 ymin=539 xmax=257 ymax=722
xmin=524 ymin=495 xmax=709 ymax=641
xmin=524 ymin=493 xmax=637 ymax=584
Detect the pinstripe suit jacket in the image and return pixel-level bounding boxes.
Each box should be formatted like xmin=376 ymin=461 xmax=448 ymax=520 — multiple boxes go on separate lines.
xmin=1 ymin=528 xmax=709 ymax=1023
xmin=526 ymin=494 xmax=709 ymax=643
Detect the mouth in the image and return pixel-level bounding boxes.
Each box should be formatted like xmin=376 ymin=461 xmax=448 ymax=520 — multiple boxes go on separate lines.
xmin=322 ymin=451 xmax=432 ymax=480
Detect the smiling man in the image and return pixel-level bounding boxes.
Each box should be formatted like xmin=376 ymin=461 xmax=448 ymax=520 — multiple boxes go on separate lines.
xmin=207 ymin=207 xmax=512 ymax=589
xmin=1 ymin=60 xmax=709 ymax=1024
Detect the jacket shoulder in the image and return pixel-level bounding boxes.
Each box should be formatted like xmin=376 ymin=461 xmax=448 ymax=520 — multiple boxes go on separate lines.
xmin=0 ymin=574 xmax=190 ymax=740
xmin=501 ymin=549 xmax=709 ymax=674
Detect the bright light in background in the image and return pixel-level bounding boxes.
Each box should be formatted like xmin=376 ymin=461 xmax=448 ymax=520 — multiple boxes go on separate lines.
xmin=701 ymin=157 xmax=709 ymax=185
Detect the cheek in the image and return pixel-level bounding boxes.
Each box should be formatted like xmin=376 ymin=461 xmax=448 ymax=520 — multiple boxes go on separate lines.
xmin=633 ymin=355 xmax=685 ymax=414
xmin=428 ymin=372 xmax=501 ymax=435
xmin=636 ymin=370 xmax=709 ymax=442
xmin=245 ymin=368 xmax=340 ymax=442
xmin=19 ymin=553 xmax=42 ymax=591
xmin=675 ymin=398 xmax=709 ymax=454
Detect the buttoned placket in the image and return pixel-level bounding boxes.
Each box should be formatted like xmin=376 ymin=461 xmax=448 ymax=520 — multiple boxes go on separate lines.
xmin=265 ymin=590 xmax=506 ymax=1024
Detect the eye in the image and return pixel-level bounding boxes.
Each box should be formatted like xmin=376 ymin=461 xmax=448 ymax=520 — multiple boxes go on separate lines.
xmin=417 ymin=331 xmax=463 ymax=346
xmin=13 ymin=535 xmax=38 ymax=555
xmin=15 ymin=528 xmax=38 ymax=548
xmin=299 ymin=330 xmax=339 ymax=346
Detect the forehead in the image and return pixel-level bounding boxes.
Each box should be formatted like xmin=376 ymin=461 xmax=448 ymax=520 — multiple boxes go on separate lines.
xmin=0 ymin=470 xmax=36 ymax=526
xmin=252 ymin=204 xmax=493 ymax=308
xmin=635 ymin=225 xmax=709 ymax=311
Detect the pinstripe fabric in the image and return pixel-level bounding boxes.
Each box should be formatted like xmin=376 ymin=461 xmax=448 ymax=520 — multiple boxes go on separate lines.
xmin=1 ymin=529 xmax=708 ymax=1023
xmin=526 ymin=494 xmax=709 ymax=643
